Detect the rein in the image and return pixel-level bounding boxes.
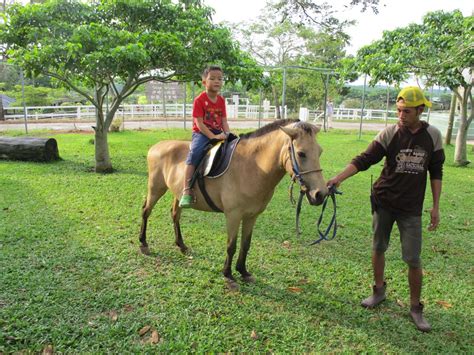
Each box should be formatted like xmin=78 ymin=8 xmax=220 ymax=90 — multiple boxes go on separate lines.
xmin=287 ymin=141 xmax=342 ymax=244
xmin=311 ymin=185 xmax=342 ymax=244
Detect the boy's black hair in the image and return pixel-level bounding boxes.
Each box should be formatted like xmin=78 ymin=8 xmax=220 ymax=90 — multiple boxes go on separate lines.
xmin=202 ymin=65 xmax=223 ymax=79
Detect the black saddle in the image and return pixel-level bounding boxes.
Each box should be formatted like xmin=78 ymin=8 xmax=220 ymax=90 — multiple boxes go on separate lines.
xmin=189 ymin=133 xmax=239 ymax=212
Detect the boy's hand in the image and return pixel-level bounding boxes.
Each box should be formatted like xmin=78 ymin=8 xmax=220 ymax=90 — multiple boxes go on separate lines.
xmin=214 ymin=133 xmax=227 ymax=140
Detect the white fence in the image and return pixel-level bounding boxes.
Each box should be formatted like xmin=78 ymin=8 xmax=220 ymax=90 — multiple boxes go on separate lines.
xmin=3 ymin=103 xmax=472 ymax=139
xmin=4 ymin=103 xmax=284 ymax=121
xmin=0 ymin=103 xmax=439 ymax=122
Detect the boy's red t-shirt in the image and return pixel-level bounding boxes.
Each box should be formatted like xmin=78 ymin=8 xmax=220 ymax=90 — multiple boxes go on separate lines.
xmin=192 ymin=92 xmax=227 ymax=133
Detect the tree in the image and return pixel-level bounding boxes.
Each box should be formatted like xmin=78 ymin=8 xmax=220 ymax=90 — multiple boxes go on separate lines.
xmin=347 ymin=10 xmax=473 ymax=166
xmin=234 ymin=3 xmax=346 ymax=116
xmin=272 ymin=0 xmax=380 ymax=37
xmin=0 ymin=0 xmax=261 ymax=172
xmin=235 ymin=12 xmax=307 ymax=117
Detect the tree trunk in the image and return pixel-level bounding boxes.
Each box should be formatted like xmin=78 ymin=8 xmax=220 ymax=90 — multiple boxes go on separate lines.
xmin=453 ymin=87 xmax=472 ymax=166
xmin=93 ymin=103 xmax=113 ymax=172
xmin=0 ymin=137 xmax=60 ymax=161
xmin=94 ymin=127 xmax=113 ymax=172
xmin=0 ymin=97 xmax=4 ymax=121
xmin=272 ymin=85 xmax=281 ymax=119
xmin=453 ymin=119 xmax=469 ymax=166
xmin=444 ymin=93 xmax=456 ymax=145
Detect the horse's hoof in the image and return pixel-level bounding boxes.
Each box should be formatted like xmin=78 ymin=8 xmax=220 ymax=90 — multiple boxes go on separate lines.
xmin=177 ymin=244 xmax=188 ymax=254
xmin=140 ymin=245 xmax=151 ymax=255
xmin=225 ymin=278 xmax=240 ymax=292
xmin=242 ymin=274 xmax=256 ymax=283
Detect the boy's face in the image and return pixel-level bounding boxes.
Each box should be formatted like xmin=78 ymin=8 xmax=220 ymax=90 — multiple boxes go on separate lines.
xmin=203 ymin=70 xmax=224 ymax=93
xmin=396 ymin=99 xmax=423 ymax=128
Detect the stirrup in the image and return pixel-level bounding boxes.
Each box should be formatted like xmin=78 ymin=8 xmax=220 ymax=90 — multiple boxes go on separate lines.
xmin=179 ymin=193 xmax=195 ymax=208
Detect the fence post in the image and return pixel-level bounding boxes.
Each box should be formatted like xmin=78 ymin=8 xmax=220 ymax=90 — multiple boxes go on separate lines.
xmin=359 ymin=74 xmax=367 ymax=139
xmin=20 ymin=70 xmax=28 ymax=134
xmin=183 ymin=82 xmax=187 ymax=130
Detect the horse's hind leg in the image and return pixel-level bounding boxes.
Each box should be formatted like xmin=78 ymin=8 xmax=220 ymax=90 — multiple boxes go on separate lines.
xmin=139 ymin=185 xmax=167 ymax=255
xmin=236 ymin=216 xmax=257 ymax=283
xmin=171 ymin=198 xmax=188 ymax=253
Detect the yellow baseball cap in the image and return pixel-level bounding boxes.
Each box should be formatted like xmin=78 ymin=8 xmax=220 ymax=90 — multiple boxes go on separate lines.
xmin=397 ymin=86 xmax=432 ymax=108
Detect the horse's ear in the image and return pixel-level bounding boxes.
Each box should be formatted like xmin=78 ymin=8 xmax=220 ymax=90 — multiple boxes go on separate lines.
xmin=280 ymin=126 xmax=299 ymax=139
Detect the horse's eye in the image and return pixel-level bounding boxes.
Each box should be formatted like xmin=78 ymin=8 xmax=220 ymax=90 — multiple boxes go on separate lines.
xmin=297 ymin=151 xmax=306 ymax=158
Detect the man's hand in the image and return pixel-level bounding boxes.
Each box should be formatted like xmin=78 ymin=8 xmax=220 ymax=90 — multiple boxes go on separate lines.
xmin=326 ymin=176 xmax=342 ymax=188
xmin=326 ymin=164 xmax=358 ymax=189
xmin=428 ymin=207 xmax=440 ymax=231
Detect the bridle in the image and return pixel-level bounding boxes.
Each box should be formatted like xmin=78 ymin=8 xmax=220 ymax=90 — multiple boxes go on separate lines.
xmin=287 ymin=139 xmax=341 ymax=244
xmin=287 ymin=140 xmax=322 ymax=193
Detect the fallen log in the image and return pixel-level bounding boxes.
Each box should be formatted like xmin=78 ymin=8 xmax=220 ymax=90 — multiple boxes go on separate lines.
xmin=0 ymin=137 xmax=60 ymax=162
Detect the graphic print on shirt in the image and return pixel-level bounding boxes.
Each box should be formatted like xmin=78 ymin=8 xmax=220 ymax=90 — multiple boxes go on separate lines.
xmin=204 ymin=101 xmax=223 ymax=130
xmin=395 ymin=145 xmax=427 ymax=174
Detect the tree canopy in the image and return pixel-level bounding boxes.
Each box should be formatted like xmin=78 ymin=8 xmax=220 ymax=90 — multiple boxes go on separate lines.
xmin=234 ymin=2 xmax=346 ymax=114
xmin=272 ymin=0 xmax=380 ymax=40
xmin=346 ymin=10 xmax=473 ymax=165
xmin=1 ymin=0 xmax=262 ymax=172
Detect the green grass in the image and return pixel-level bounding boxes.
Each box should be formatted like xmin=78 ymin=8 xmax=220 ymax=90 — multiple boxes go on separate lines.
xmin=1 ymin=128 xmax=473 ymax=353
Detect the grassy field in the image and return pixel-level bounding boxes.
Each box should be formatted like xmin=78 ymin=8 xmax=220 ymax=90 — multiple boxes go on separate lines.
xmin=0 ymin=128 xmax=473 ymax=353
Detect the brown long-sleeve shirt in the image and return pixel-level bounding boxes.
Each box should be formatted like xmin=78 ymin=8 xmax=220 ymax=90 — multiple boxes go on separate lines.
xmin=351 ymin=121 xmax=445 ymax=216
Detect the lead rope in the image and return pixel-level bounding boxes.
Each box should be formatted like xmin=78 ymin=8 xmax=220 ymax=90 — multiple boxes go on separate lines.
xmin=310 ymin=185 xmax=342 ymax=245
xmin=286 ymin=141 xmax=333 ymax=240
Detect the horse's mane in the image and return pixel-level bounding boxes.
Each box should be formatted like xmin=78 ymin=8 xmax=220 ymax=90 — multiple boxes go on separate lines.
xmin=239 ymin=119 xmax=301 ymax=140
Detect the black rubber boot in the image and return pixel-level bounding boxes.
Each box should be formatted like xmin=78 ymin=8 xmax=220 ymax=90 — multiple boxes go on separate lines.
xmin=361 ymin=282 xmax=386 ymax=308
xmin=410 ymin=303 xmax=431 ymax=332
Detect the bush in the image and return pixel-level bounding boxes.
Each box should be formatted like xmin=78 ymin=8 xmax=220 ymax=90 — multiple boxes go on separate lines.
xmin=109 ymin=117 xmax=123 ymax=132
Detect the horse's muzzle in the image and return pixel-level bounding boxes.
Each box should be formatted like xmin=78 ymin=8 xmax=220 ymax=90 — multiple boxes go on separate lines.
xmin=306 ymin=188 xmax=328 ymax=206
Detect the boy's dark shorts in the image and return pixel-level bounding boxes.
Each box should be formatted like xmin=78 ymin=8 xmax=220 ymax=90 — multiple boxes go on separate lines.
xmin=186 ymin=129 xmax=222 ymax=166
xmin=372 ymin=206 xmax=422 ymax=268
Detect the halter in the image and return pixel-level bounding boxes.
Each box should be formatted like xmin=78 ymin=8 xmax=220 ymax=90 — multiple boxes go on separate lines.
xmin=287 ymin=140 xmax=322 ymax=193
xmin=286 ymin=140 xmax=342 ymax=244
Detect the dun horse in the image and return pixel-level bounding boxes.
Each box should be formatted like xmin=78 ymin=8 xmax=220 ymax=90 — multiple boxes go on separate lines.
xmin=140 ymin=119 xmax=328 ymax=289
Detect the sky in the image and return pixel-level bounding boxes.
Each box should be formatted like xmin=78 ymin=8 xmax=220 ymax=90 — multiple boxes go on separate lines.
xmin=204 ymin=0 xmax=473 ymax=55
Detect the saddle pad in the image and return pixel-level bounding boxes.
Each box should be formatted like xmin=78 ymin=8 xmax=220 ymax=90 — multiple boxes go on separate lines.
xmin=204 ymin=141 xmax=223 ymax=176
xmin=202 ymin=135 xmax=240 ymax=178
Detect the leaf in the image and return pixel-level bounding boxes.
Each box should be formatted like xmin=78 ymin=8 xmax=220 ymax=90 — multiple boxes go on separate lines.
xmin=139 ymin=325 xmax=151 ymax=336
xmin=288 ymin=286 xmax=302 ymax=293
xmin=42 ymin=345 xmax=54 ymax=355
xmin=149 ymin=330 xmax=160 ymax=344
xmin=297 ymin=278 xmax=310 ymax=285
xmin=431 ymin=246 xmax=447 ymax=255
xmin=396 ymin=299 xmax=405 ymax=307
xmin=436 ymin=300 xmax=453 ymax=309
xmin=123 ymin=304 xmax=134 ymax=312
xmin=250 ymin=330 xmax=258 ymax=340
xmin=107 ymin=310 xmax=118 ymax=322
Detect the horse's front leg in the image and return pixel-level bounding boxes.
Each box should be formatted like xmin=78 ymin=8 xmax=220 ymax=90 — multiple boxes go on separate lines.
xmin=171 ymin=198 xmax=187 ymax=253
xmin=236 ymin=215 xmax=258 ymax=283
xmin=223 ymin=212 xmax=241 ymax=291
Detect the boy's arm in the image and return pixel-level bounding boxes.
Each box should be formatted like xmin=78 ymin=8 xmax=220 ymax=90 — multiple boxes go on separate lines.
xmin=195 ymin=117 xmax=226 ymax=140
xmin=222 ymin=116 xmax=230 ymax=135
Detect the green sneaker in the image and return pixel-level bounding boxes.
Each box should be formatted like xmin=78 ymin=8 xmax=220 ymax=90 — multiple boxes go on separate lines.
xmin=179 ymin=194 xmax=194 ymax=208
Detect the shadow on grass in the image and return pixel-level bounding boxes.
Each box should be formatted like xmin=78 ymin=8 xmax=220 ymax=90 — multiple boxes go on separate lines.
xmin=0 ymin=177 xmax=145 ymax=352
